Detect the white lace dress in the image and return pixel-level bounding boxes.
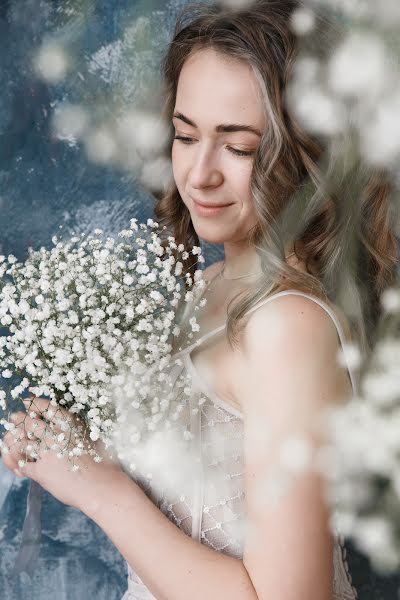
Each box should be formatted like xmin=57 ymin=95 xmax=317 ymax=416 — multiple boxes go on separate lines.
xmin=121 ymin=286 xmax=358 ymax=600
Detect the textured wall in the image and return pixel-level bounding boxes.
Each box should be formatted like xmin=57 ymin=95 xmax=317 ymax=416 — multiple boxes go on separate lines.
xmin=0 ymin=1 xmax=398 ymax=598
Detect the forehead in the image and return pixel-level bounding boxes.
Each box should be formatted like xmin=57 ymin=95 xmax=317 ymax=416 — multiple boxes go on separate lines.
xmin=175 ymin=48 xmax=266 ymax=130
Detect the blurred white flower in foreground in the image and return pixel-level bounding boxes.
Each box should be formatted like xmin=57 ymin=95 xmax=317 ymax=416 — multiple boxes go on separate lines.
xmin=352 ymin=517 xmax=398 ymax=572
xmin=51 ymin=104 xmax=89 ymax=146
xmin=290 ymin=6 xmax=316 ymax=36
xmin=285 ymin=0 xmax=400 ymax=574
xmin=141 ymin=156 xmax=174 ymax=193
xmin=328 ymin=32 xmax=387 ymax=99
xmin=279 ymin=435 xmax=313 ymax=473
xmin=84 ymin=126 xmax=118 ymax=165
xmin=319 ymin=327 xmax=400 ymax=572
xmin=116 ymin=426 xmax=198 ymax=500
xmin=289 ymin=84 xmax=346 ymax=135
xmin=381 ymin=286 xmax=400 ymax=313
xmin=358 ymin=87 xmax=400 ymax=167
xmin=69 ymin=107 xmax=173 ymax=192
xmin=34 ymin=42 xmax=70 ymax=84
xmin=288 ymin=2 xmax=400 ymax=171
xmin=337 ymin=342 xmax=362 ymax=371
xmin=116 ymin=110 xmax=170 ymax=160
xmin=321 ymin=0 xmax=400 ymax=25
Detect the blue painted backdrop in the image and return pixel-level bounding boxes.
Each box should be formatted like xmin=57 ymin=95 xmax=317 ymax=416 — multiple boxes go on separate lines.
xmin=0 ymin=1 xmax=398 ymax=598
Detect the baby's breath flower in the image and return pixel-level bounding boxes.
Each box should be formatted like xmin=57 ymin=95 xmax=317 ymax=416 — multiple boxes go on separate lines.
xmin=0 ymin=219 xmax=205 ymax=473
xmin=189 ymin=317 xmax=200 ymax=333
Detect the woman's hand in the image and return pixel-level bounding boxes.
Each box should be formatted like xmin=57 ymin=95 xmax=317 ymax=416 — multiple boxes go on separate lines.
xmin=0 ymin=396 xmax=127 ymax=516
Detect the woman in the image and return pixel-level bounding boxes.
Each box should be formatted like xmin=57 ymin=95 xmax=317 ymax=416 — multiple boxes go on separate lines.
xmin=2 ymin=1 xmax=398 ymax=599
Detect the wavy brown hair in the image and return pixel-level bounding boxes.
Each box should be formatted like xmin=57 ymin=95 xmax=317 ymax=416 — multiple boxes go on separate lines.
xmin=153 ymin=0 xmax=399 ymax=361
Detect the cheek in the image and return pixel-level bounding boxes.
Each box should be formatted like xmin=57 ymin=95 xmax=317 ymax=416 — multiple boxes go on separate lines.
xmin=230 ymin=165 xmax=254 ymax=207
xmin=230 ymin=167 xmax=258 ymax=226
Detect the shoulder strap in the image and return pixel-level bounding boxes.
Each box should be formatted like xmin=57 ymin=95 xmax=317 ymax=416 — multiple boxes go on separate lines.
xmin=243 ymin=290 xmax=357 ymax=396
xmin=176 ymin=287 xmax=357 ymax=397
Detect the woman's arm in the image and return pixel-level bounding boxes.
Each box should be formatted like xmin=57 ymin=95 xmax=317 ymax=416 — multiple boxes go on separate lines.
xmin=86 ymin=473 xmax=258 ymax=600
xmin=3 ymin=398 xmax=258 ymax=600
xmin=3 ymin=282 xmax=348 ymax=600
xmin=234 ymin=293 xmax=353 ymax=600
xmin=87 ymin=292 xmax=350 ymax=600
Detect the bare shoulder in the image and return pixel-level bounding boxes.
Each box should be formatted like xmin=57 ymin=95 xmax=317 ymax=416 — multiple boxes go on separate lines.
xmin=232 ymin=292 xmax=353 ymax=416
xmin=241 ymin=292 xmax=342 ymax=357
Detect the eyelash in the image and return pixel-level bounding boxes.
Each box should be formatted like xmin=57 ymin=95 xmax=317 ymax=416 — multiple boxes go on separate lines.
xmin=173 ymin=136 xmax=255 ymax=157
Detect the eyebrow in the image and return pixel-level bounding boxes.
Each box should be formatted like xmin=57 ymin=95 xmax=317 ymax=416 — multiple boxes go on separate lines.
xmin=172 ymin=111 xmax=262 ymax=137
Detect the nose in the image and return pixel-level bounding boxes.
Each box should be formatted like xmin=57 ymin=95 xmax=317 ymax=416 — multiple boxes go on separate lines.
xmin=187 ymin=143 xmax=223 ymax=190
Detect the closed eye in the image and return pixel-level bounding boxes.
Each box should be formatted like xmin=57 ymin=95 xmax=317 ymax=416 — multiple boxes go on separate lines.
xmin=173 ymin=136 xmax=255 ymax=157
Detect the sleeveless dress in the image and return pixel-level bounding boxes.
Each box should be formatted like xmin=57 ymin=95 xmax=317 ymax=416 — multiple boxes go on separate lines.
xmin=121 ymin=273 xmax=359 ymax=600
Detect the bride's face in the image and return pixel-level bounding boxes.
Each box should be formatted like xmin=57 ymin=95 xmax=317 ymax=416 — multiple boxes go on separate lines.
xmin=171 ymin=48 xmax=266 ymax=245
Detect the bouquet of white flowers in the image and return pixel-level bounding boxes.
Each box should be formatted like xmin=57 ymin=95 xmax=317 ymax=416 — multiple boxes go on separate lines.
xmin=0 ymin=218 xmax=205 ymax=467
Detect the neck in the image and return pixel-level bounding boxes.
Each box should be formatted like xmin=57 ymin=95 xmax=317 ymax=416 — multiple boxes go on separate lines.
xmin=222 ymin=242 xmax=297 ymax=279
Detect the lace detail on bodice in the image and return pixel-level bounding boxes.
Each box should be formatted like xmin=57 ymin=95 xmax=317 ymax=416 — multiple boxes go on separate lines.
xmin=121 ymin=284 xmax=358 ymax=600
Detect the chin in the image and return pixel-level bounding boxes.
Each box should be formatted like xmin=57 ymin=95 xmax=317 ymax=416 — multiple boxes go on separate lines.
xmin=192 ymin=226 xmax=227 ymax=245
xmin=195 ymin=232 xmax=225 ymax=245
xmin=200 ymin=236 xmax=226 ymax=245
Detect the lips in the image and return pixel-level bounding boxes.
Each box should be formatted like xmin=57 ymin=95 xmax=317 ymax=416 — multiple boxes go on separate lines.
xmin=191 ymin=197 xmax=233 ymax=208
xmin=191 ymin=196 xmax=234 ymax=218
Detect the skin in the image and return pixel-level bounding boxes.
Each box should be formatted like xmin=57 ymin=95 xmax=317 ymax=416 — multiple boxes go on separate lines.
xmin=1 ymin=48 xmax=353 ymax=599
xmin=171 ymin=47 xmax=312 ymax=334
xmin=172 ymin=47 xmax=267 ymax=276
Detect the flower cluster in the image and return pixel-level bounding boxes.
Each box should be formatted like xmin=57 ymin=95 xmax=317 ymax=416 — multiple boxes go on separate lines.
xmin=0 ymin=218 xmax=206 ymax=470
xmin=321 ymin=286 xmax=400 ymax=573
xmin=287 ymin=0 xmax=400 ymax=172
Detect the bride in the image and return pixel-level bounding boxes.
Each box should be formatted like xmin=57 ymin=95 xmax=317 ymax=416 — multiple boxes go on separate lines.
xmin=2 ymin=1 xmax=397 ymax=598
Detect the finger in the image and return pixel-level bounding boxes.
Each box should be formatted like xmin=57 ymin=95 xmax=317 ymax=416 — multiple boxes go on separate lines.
xmin=8 ymin=437 xmax=30 ymax=465
xmin=28 ymin=411 xmax=81 ymax=456
xmin=16 ymin=413 xmax=65 ymax=455
xmin=8 ymin=404 xmax=79 ymax=460
xmin=9 ymin=411 xmax=44 ymax=441
xmin=6 ymin=412 xmax=56 ymax=461
xmin=24 ymin=396 xmax=68 ymax=420
xmin=22 ymin=396 xmax=51 ymax=418
xmin=6 ymin=421 xmax=40 ymax=453
xmin=18 ymin=458 xmax=37 ymax=480
xmin=1 ymin=430 xmax=31 ymax=476
xmin=1 ymin=431 xmax=20 ymax=472
xmin=23 ymin=397 xmax=75 ymax=432
xmin=9 ymin=410 xmax=27 ymax=427
xmin=7 ymin=412 xmax=42 ymax=463
xmin=3 ymin=421 xmax=29 ymax=447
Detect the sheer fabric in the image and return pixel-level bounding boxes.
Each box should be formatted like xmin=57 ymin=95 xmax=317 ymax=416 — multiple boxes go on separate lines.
xmin=121 ymin=285 xmax=358 ymax=600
